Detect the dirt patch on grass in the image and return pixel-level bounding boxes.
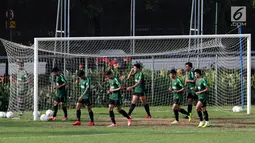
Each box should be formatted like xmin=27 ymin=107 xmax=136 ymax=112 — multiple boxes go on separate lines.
xmin=47 ymin=116 xmax=255 ymax=129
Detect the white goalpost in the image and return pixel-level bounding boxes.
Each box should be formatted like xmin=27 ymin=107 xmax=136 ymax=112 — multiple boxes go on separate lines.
xmin=0 ymin=34 xmax=252 ymax=120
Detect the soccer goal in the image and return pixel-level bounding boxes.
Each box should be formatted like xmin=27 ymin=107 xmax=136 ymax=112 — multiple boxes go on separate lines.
xmin=0 ymin=34 xmax=252 ymax=120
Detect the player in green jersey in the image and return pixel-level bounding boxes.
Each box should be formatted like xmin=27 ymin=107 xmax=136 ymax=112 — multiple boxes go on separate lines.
xmin=75 ymin=64 xmax=84 ymax=85
xmin=49 ymin=67 xmax=68 ymax=121
xmin=72 ymin=70 xmax=95 ymax=126
xmin=126 ymin=63 xmax=151 ymax=119
xmin=168 ymin=69 xmax=191 ymax=124
xmin=11 ymin=60 xmax=29 ymax=116
xmin=106 ymin=71 xmax=132 ymax=127
xmin=193 ymin=69 xmax=210 ymax=128
xmin=184 ymin=62 xmax=197 ymax=119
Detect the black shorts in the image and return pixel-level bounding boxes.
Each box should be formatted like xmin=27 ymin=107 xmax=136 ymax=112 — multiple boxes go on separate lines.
xmin=17 ymin=89 xmax=27 ymax=103
xmin=109 ymin=100 xmax=122 ymax=107
xmin=199 ymin=99 xmax=207 ymax=107
xmin=54 ymin=96 xmax=67 ymax=103
xmin=133 ymin=92 xmax=145 ymax=96
xmin=78 ymin=99 xmax=92 ymax=106
xmin=187 ymin=92 xmax=198 ymax=100
xmin=173 ymin=99 xmax=182 ymax=105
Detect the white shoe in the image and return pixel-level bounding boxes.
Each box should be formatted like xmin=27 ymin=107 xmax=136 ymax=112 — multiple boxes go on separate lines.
xmin=107 ymin=124 xmax=117 ymax=127
xmin=171 ymin=120 xmax=180 ymax=124
xmin=198 ymin=121 xmax=205 ymax=128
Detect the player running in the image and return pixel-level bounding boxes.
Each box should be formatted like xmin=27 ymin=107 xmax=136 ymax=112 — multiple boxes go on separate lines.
xmin=168 ymin=69 xmax=191 ymax=124
xmin=193 ymin=69 xmax=210 ymax=128
xmin=106 ymin=71 xmax=132 ymax=127
xmin=126 ymin=63 xmax=151 ymax=119
xmin=49 ymin=67 xmax=68 ymax=121
xmin=184 ymin=62 xmax=197 ymax=119
xmin=72 ymin=70 xmax=95 ymax=126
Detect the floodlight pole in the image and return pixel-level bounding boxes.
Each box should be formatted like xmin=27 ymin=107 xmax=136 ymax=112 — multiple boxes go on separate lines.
xmin=188 ymin=0 xmax=203 ymax=68
xmin=54 ymin=0 xmax=70 ymax=76
xmin=130 ymin=0 xmax=136 ymax=54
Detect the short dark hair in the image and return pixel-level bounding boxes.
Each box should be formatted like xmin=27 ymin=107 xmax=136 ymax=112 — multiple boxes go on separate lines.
xmin=17 ymin=59 xmax=24 ymax=66
xmin=78 ymin=70 xmax=85 ymax=77
xmin=134 ymin=63 xmax=141 ymax=69
xmin=169 ymin=69 xmax=177 ymax=75
xmin=51 ymin=67 xmax=59 ymax=73
xmin=194 ymin=69 xmax=202 ymax=75
xmin=106 ymin=70 xmax=113 ymax=76
xmin=185 ymin=62 xmax=193 ymax=68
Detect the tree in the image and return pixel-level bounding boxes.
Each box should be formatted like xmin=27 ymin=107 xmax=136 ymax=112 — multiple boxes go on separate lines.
xmin=80 ymin=0 xmax=103 ymax=36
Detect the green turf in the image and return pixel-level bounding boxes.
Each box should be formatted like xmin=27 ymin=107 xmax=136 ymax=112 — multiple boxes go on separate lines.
xmin=0 ymin=106 xmax=255 ymax=143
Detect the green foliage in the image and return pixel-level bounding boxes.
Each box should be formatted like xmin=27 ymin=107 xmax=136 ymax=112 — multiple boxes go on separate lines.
xmin=84 ymin=4 xmax=103 ymax=19
xmin=0 ymin=83 xmax=9 ymax=111
xmin=252 ymin=74 xmax=255 ymax=89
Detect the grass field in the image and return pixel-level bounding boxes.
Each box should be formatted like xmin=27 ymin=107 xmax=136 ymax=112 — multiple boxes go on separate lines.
xmin=0 ymin=106 xmax=255 ymax=143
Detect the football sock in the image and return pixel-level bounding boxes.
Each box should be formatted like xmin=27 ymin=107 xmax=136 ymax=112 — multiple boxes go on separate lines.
xmin=62 ymin=106 xmax=68 ymax=118
xmin=174 ymin=110 xmax=179 ymax=121
xmin=203 ymin=110 xmax=209 ymax=121
xmin=197 ymin=111 xmax=203 ymax=121
xmin=76 ymin=110 xmax=81 ymax=121
xmin=188 ymin=104 xmax=192 ymax=114
xmin=144 ymin=104 xmax=151 ymax=116
xmin=180 ymin=108 xmax=189 ymax=116
xmin=89 ymin=111 xmax=94 ymax=122
xmin=119 ymin=109 xmax=130 ymax=119
xmin=128 ymin=104 xmax=136 ymax=116
xmin=53 ymin=105 xmax=58 ymax=117
xmin=109 ymin=111 xmax=116 ymax=124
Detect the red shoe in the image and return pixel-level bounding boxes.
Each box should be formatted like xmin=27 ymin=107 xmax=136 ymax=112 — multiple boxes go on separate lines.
xmin=128 ymin=118 xmax=132 ymax=126
xmin=146 ymin=115 xmax=151 ymax=119
xmin=62 ymin=117 xmax=68 ymax=121
xmin=48 ymin=117 xmax=56 ymax=121
xmin=88 ymin=122 xmax=95 ymax=126
xmin=72 ymin=121 xmax=81 ymax=126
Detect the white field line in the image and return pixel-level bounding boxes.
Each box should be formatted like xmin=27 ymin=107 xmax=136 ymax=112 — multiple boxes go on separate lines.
xmin=0 ymin=133 xmax=120 ymax=140
xmin=0 ymin=130 xmax=207 ymax=140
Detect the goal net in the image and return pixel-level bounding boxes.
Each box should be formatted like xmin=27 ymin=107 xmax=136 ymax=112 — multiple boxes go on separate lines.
xmin=0 ymin=34 xmax=251 ymax=120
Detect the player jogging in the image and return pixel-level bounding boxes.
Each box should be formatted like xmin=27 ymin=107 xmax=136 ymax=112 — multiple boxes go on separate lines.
xmin=106 ymin=71 xmax=132 ymax=127
xmin=72 ymin=70 xmax=95 ymax=126
xmin=168 ymin=69 xmax=191 ymax=124
xmin=184 ymin=62 xmax=197 ymax=119
xmin=49 ymin=67 xmax=68 ymax=121
xmin=126 ymin=63 xmax=151 ymax=118
xmin=193 ymin=69 xmax=210 ymax=128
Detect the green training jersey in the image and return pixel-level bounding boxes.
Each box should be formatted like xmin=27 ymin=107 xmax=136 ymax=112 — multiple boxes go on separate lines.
xmin=195 ymin=78 xmax=209 ymax=100
xmin=132 ymin=72 xmax=145 ymax=93
xmin=185 ymin=71 xmax=195 ymax=89
xmin=108 ymin=77 xmax=122 ymax=100
xmin=55 ymin=74 xmax=67 ymax=97
xmin=171 ymin=78 xmax=184 ymax=101
xmin=80 ymin=77 xmax=91 ymax=99
xmin=17 ymin=70 xmax=28 ymax=90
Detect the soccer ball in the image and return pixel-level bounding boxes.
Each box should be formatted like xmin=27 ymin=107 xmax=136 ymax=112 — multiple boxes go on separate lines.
xmin=0 ymin=112 xmax=6 ymax=118
xmin=46 ymin=110 xmax=53 ymax=117
xmin=33 ymin=111 xmax=41 ymax=117
xmin=40 ymin=114 xmax=49 ymax=121
xmin=6 ymin=111 xmax=14 ymax=118
xmin=232 ymin=106 xmax=243 ymax=112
